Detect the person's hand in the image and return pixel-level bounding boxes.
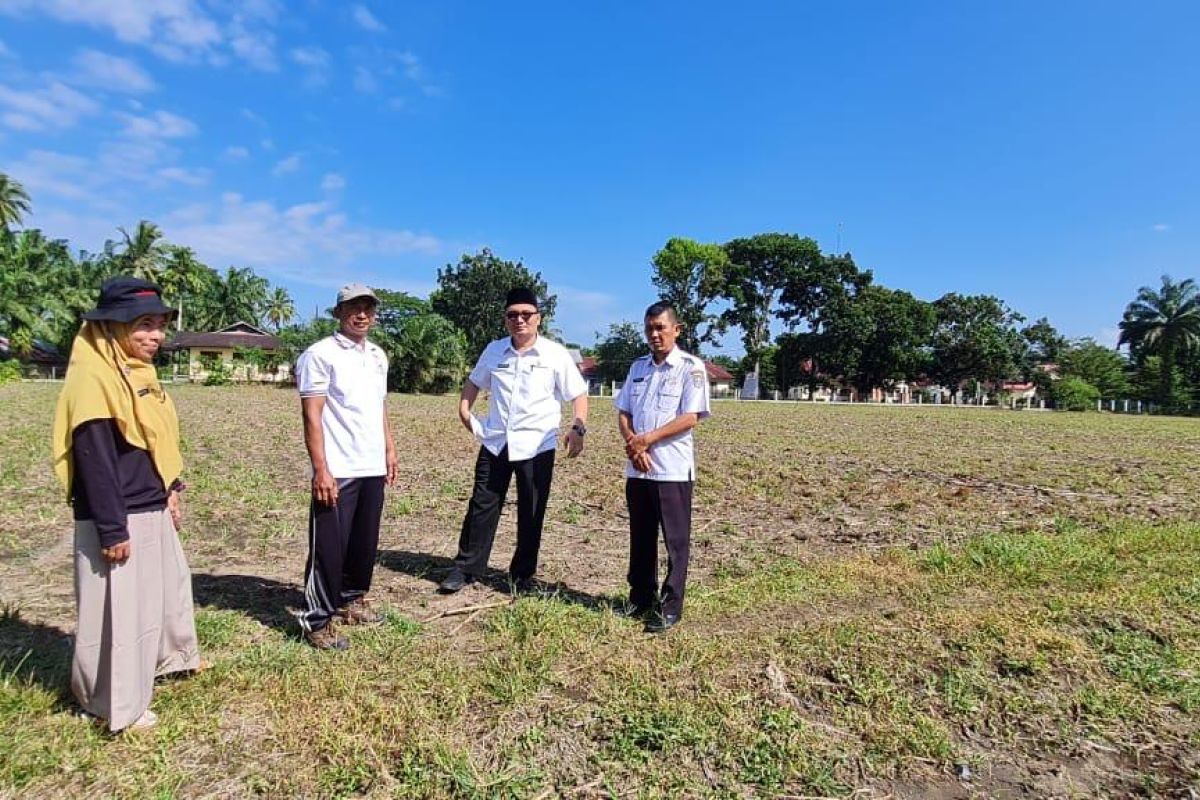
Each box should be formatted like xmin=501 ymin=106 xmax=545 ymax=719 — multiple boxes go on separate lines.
xmin=458 ymin=405 xmax=475 ymax=434
xmin=312 ymin=467 xmax=339 ymax=506
xmin=102 ymin=541 xmax=131 ymax=564
xmin=632 ymin=452 xmax=653 ymax=473
xmin=624 ymin=433 xmax=649 ymax=459
xmin=167 ymin=490 xmax=183 ymax=530
xmin=564 ymin=428 xmax=584 ymax=458
xmin=385 ymin=447 xmax=398 ymax=486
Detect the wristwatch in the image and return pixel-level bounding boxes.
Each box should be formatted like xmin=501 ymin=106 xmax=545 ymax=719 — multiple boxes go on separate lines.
xmin=571 ymin=421 xmax=587 ymax=436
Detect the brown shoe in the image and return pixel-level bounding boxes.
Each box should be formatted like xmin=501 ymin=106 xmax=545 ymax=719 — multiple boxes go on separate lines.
xmin=304 ymin=623 xmax=349 ymax=650
xmin=339 ymin=597 xmax=383 ymax=626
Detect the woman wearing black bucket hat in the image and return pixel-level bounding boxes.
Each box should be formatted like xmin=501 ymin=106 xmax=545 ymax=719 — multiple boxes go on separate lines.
xmin=51 ymin=277 xmax=204 ymax=732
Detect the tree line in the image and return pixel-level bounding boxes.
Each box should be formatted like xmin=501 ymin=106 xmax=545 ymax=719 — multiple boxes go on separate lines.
xmin=3 ymin=172 xmax=1198 ymax=409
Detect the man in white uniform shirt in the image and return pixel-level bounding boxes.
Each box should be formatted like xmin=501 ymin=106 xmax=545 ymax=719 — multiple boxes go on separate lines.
xmin=439 ymin=287 xmax=589 ymax=594
xmin=616 ymin=301 xmax=710 ymax=633
xmin=295 ymin=283 xmax=397 ymax=650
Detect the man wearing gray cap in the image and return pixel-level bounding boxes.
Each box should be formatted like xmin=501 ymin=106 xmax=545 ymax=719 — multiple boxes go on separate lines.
xmin=294 ymin=283 xmax=397 ymax=650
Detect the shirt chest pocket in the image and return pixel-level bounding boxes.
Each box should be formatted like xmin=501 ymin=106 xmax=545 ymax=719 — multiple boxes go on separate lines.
xmin=657 ymin=382 xmax=682 ymax=412
xmin=525 ymin=364 xmax=555 ymax=397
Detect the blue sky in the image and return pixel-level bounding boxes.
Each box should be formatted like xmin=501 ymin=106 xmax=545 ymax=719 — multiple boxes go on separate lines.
xmin=1 ymin=1 xmax=1197 ymax=351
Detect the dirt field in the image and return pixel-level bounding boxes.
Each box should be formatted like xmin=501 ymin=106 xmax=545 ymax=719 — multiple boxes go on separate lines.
xmin=1 ymin=383 xmax=1198 ymax=798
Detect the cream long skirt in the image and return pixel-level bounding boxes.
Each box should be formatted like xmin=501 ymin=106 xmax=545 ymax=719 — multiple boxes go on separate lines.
xmin=72 ymin=508 xmax=201 ymax=732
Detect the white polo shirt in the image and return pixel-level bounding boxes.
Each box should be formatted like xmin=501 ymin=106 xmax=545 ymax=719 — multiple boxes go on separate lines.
xmin=615 ymin=347 xmax=711 ymax=481
xmin=468 ymin=335 xmax=588 ymax=462
xmin=296 ymin=331 xmax=389 ymax=478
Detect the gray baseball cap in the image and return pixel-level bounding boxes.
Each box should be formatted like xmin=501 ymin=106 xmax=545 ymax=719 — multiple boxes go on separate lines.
xmin=336 ymin=283 xmax=378 ymax=306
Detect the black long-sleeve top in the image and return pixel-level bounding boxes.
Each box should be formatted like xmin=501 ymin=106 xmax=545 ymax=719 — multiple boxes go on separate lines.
xmin=71 ymin=418 xmax=168 ymax=548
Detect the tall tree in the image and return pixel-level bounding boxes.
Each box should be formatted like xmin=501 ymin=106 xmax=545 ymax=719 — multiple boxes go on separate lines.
xmin=430 ymin=249 xmax=557 ymax=358
xmin=0 ymin=230 xmax=77 ymax=355
xmin=264 ymin=286 xmax=296 ymax=331
xmin=1058 ymin=338 xmax=1130 ymax=399
xmin=389 ymin=312 xmax=468 ymax=393
xmin=930 ymin=293 xmax=1026 ymax=390
xmin=158 ymin=245 xmax=217 ymax=331
xmin=0 ymin=173 xmax=32 ymax=233
xmin=113 ymin=221 xmax=167 ymax=282
xmin=199 ymin=266 xmax=270 ymax=329
xmin=593 ymin=321 xmax=646 ymax=385
xmin=815 ymin=285 xmax=936 ymax=396
xmin=1118 ymin=275 xmax=1200 ymax=407
xmin=650 ymin=237 xmax=729 ymax=355
xmin=721 ymin=233 xmax=823 ymax=372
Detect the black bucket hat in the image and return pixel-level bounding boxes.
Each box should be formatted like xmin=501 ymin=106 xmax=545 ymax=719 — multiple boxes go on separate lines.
xmin=82 ymin=277 xmax=177 ymax=323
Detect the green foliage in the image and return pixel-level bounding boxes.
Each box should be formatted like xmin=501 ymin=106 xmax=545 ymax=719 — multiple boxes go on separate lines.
xmin=275 ymin=318 xmax=337 ymax=365
xmin=1119 ymin=275 xmax=1200 ymax=407
xmin=0 ymin=173 xmax=32 ymax=233
xmin=593 ymin=321 xmax=645 ymax=384
xmin=650 ymin=237 xmax=729 ymax=356
xmin=388 ymin=312 xmax=468 ymax=393
xmin=1052 ymin=375 xmax=1100 ymax=411
xmin=1059 ymin=339 xmax=1130 ymax=398
xmin=202 ymin=358 xmax=232 ymax=386
xmin=930 ymin=293 xmax=1026 ymax=388
xmin=430 ymin=249 xmax=556 ymax=359
xmin=1132 ymin=356 xmax=1192 ymax=410
xmin=0 ymin=360 xmax=20 ymax=386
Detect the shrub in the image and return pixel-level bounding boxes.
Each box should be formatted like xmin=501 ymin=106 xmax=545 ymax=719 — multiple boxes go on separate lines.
xmin=0 ymin=359 xmax=21 ymax=386
xmin=1053 ymin=375 xmax=1100 ymax=411
xmin=203 ymin=359 xmax=233 ymax=386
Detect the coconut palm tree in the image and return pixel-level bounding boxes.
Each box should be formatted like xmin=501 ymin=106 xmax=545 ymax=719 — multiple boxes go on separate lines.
xmin=0 ymin=173 xmax=32 ymax=233
xmin=264 ymin=286 xmax=296 ymax=331
xmin=1118 ymin=275 xmax=1200 ymax=406
xmin=113 ymin=220 xmax=167 ymax=282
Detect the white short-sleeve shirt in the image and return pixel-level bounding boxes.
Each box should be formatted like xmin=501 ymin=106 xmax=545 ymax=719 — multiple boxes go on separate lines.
xmin=615 ymin=347 xmax=711 ymax=481
xmin=296 ymin=331 xmax=389 ymax=478
xmin=468 ymin=335 xmax=588 ymax=461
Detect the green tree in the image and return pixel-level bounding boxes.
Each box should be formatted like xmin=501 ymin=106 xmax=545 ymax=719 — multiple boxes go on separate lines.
xmin=199 ymin=266 xmax=270 ymax=328
xmin=807 ymin=285 xmax=935 ymax=396
xmin=930 ymin=293 xmax=1026 ymax=390
xmin=1020 ymin=317 xmax=1067 ymax=369
xmin=1118 ymin=275 xmax=1200 ymax=409
xmin=593 ymin=322 xmax=646 ymax=385
xmin=0 ymin=173 xmax=32 ymax=233
xmin=113 ymin=220 xmax=167 ymax=282
xmin=1058 ymin=339 xmax=1130 ymax=398
xmin=430 ymin=249 xmax=557 ymax=358
xmin=650 ymin=237 xmax=729 ymax=355
xmin=1052 ymin=376 xmax=1100 ymax=411
xmin=721 ymin=233 xmax=823 ymax=372
xmin=390 ymin=312 xmax=468 ymax=393
xmin=1131 ymin=356 xmax=1191 ymax=409
xmin=158 ymin=246 xmax=218 ymax=331
xmin=264 ymin=286 xmax=296 ymax=331
xmin=0 ymin=229 xmax=77 ymax=356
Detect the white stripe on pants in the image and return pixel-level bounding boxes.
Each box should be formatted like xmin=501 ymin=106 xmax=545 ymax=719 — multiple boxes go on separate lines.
xmin=72 ymin=509 xmax=201 ymax=731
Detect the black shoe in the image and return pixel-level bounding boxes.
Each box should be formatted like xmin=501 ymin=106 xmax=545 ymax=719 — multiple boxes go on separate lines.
xmin=438 ymin=569 xmax=473 ymax=594
xmin=644 ymin=613 xmax=680 ymax=634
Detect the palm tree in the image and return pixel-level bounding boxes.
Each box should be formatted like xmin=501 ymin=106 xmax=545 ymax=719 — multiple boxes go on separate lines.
xmin=158 ymin=246 xmax=215 ymax=331
xmin=114 ymin=220 xmax=167 ymax=282
xmin=1118 ymin=275 xmax=1200 ymax=406
xmin=393 ymin=313 xmax=467 ymax=392
xmin=0 ymin=230 xmax=76 ymax=356
xmin=264 ymin=286 xmax=296 ymax=331
xmin=209 ymin=266 xmax=270 ymax=328
xmin=0 ymin=173 xmax=32 ymax=233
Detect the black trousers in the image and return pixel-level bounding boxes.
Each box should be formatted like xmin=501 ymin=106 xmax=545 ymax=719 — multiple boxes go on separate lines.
xmin=626 ymin=478 xmax=693 ymax=617
xmin=454 ymin=446 xmax=556 ymax=581
xmin=300 ymin=476 xmax=385 ymax=632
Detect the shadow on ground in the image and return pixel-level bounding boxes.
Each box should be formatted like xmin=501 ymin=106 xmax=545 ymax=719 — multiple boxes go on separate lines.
xmin=192 ymin=573 xmax=303 ymax=634
xmin=378 ymin=549 xmax=622 ymax=612
xmin=0 ymin=610 xmax=73 ymax=709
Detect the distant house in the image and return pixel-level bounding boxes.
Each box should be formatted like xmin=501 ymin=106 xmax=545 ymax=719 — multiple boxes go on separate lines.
xmin=166 ymin=322 xmax=288 ymax=382
xmin=704 ymin=360 xmax=734 ymax=397
xmin=0 ymin=337 xmax=67 ymax=378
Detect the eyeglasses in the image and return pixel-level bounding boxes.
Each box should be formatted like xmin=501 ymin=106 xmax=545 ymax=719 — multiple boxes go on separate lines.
xmin=505 ymin=311 xmax=538 ymax=322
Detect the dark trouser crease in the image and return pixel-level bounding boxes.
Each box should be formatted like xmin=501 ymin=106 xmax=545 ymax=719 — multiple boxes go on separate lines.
xmin=625 ymin=478 xmax=693 ymax=617
xmin=300 ymin=476 xmax=385 ymax=632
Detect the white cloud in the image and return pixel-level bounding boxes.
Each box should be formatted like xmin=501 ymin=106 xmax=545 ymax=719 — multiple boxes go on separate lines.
xmin=321 ymin=172 xmax=346 ymax=191
xmin=351 ymin=4 xmax=386 ymax=32
xmin=228 ymin=16 xmax=277 ymax=71
xmin=272 ymin=153 xmax=301 ymax=175
xmin=70 ymin=49 xmax=157 ymax=93
xmin=1152 ymin=223 xmax=1171 ymax=233
xmin=353 ymin=66 xmax=378 ymax=94
xmin=554 ymin=285 xmax=623 ymax=345
xmin=116 ymin=109 xmax=197 ymax=139
xmin=6 ymin=149 xmax=93 ymax=199
xmin=0 ymin=0 xmax=222 ymax=60
xmin=290 ymin=46 xmax=331 ymax=87
xmin=0 ymin=38 xmax=12 ymax=58
xmin=223 ymin=145 xmax=249 ymax=159
xmin=0 ymin=80 xmax=98 ymax=131
xmin=157 ymin=166 xmax=209 ymax=186
xmin=164 ymin=192 xmax=442 ymax=283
